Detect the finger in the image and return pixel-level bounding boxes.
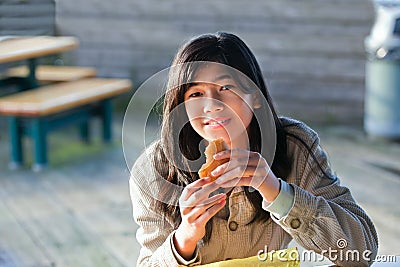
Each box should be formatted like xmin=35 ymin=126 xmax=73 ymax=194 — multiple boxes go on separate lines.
xmin=215 ymin=165 xmax=270 ymax=185
xmin=217 ymin=176 xmax=268 ymax=189
xmin=213 ymin=149 xmax=242 ymax=160
xmin=181 ymin=182 xmax=220 ymax=208
xmin=184 ymin=177 xmax=213 ymax=193
xmin=181 ymin=177 xmax=213 ymax=202
xmin=182 ymin=192 xmax=226 ymax=215
xmin=214 ymin=149 xmax=261 ymax=160
xmin=197 ymin=193 xmax=226 ymax=208
xmin=195 ymin=198 xmax=227 ymax=225
xmin=211 ymin=156 xmax=265 ymax=177
xmin=214 ymin=152 xmax=271 ymax=184
xmin=212 ymin=150 xmax=267 ymax=177
xmin=184 ymin=194 xmax=226 ymax=222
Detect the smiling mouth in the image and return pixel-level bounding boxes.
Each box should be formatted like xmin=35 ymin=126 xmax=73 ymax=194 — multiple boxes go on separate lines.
xmin=205 ymin=119 xmax=231 ymax=127
xmin=208 ymin=119 xmax=229 ymax=125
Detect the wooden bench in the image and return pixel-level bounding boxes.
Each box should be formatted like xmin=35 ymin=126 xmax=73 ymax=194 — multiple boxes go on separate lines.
xmin=6 ymin=65 xmax=97 ymax=83
xmin=0 ymin=78 xmax=132 ymax=170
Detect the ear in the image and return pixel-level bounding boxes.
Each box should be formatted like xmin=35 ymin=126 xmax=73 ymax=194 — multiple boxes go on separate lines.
xmin=252 ymin=92 xmax=262 ymax=109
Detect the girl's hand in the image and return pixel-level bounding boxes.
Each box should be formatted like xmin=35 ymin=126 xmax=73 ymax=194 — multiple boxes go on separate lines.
xmin=211 ymin=149 xmax=281 ymax=203
xmin=174 ymin=177 xmax=226 ymax=260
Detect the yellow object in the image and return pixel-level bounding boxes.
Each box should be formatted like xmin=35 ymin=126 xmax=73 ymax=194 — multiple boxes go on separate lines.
xmin=199 ymin=247 xmax=300 ymax=267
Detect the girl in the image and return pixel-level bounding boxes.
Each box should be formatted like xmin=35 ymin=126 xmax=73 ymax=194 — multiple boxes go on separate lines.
xmin=129 ymin=32 xmax=378 ymax=266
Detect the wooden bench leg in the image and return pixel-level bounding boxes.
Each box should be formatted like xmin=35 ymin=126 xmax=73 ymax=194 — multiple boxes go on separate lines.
xmin=101 ymin=99 xmax=112 ymax=143
xmin=27 ymin=58 xmax=39 ymax=89
xmin=8 ymin=117 xmax=24 ymax=169
xmin=30 ymin=118 xmax=47 ymax=171
xmin=79 ymin=121 xmax=90 ymax=143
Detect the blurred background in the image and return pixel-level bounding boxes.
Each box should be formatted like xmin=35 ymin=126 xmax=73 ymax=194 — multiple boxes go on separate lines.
xmin=0 ymin=0 xmax=399 ymax=266
xmin=57 ymin=0 xmax=373 ymax=124
xmin=0 ymin=0 xmax=377 ymax=124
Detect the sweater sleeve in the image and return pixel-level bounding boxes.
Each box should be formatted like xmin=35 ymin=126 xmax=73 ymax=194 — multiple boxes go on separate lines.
xmin=129 ymin=148 xmax=202 ymax=267
xmin=272 ymin=125 xmax=378 ymax=266
xmin=129 ymin=176 xmax=179 ymax=267
xmin=262 ymin=179 xmax=294 ymax=219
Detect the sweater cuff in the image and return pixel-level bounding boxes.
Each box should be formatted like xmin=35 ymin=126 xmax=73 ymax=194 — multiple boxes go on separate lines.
xmin=170 ymin=231 xmax=201 ymax=266
xmin=262 ymin=179 xmax=294 ymax=219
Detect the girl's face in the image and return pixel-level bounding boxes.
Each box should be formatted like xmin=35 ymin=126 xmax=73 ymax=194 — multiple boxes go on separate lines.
xmin=183 ymin=64 xmax=260 ymax=149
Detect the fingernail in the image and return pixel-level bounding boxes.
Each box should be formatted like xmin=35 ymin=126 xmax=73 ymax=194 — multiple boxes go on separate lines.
xmin=203 ymin=177 xmax=211 ymax=182
xmin=211 ymin=169 xmax=218 ymax=176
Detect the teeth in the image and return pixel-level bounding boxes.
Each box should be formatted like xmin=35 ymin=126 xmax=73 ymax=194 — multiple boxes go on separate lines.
xmin=208 ymin=119 xmax=228 ymax=125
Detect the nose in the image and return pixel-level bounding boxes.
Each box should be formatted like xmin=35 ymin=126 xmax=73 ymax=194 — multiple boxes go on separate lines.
xmin=203 ymin=96 xmax=224 ymax=114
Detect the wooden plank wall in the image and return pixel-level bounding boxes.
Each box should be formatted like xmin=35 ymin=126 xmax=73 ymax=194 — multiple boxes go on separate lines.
xmin=59 ymin=1 xmax=374 ymax=123
xmin=0 ymin=0 xmax=55 ymax=36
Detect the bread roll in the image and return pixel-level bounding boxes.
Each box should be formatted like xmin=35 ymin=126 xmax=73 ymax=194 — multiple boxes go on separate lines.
xmin=198 ymin=138 xmax=229 ymax=181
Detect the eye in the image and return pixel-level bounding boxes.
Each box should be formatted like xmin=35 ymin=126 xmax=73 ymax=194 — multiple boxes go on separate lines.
xmin=220 ymin=85 xmax=234 ymax=91
xmin=187 ymin=91 xmax=203 ymax=98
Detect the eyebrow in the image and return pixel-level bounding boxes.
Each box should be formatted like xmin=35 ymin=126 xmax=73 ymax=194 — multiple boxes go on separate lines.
xmin=190 ymin=74 xmax=233 ymax=86
xmin=213 ymin=74 xmax=232 ymax=82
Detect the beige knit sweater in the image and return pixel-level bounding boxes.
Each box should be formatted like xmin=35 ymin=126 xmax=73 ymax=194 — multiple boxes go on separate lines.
xmin=129 ymin=117 xmax=378 ymax=266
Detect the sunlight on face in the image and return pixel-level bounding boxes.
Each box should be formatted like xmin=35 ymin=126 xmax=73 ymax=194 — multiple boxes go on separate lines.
xmin=184 ymin=64 xmax=259 ymax=149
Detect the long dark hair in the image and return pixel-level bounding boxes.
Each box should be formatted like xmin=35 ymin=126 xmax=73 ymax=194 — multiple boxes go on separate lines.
xmin=153 ymin=32 xmax=291 ymax=242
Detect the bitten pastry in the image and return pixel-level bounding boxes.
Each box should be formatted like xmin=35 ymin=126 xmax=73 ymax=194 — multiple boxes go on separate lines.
xmin=198 ymin=138 xmax=229 ymax=181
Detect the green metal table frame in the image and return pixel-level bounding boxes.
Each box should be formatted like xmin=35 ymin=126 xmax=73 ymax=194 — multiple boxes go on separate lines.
xmin=7 ymin=99 xmax=113 ymax=171
xmin=0 ymin=58 xmax=39 ymax=92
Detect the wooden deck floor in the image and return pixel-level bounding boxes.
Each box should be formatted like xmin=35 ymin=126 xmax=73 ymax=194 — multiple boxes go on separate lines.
xmin=0 ymin=116 xmax=141 ymax=267
xmin=0 ymin=115 xmax=399 ymax=266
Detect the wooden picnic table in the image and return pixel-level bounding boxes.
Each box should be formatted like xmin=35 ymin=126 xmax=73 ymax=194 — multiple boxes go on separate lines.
xmin=0 ymin=36 xmax=132 ymax=171
xmin=0 ymin=36 xmax=78 ymax=64
xmin=0 ymin=36 xmax=79 ymax=89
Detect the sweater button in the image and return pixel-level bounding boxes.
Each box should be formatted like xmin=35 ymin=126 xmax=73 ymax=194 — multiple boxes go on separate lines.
xmin=229 ymin=221 xmax=238 ymax=231
xmin=290 ymin=218 xmax=301 ymax=229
